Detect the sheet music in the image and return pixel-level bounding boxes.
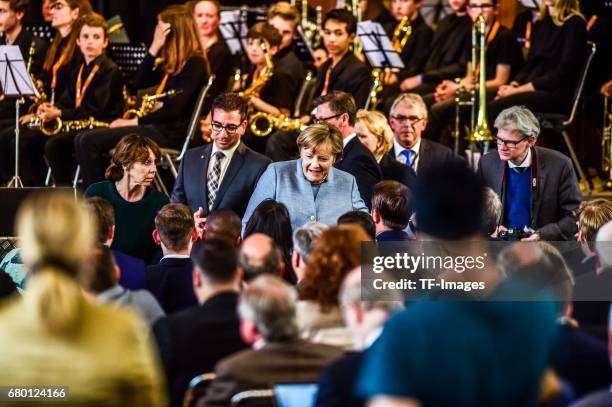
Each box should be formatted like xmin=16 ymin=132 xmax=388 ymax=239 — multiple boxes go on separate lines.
xmin=0 ymin=45 xmax=38 ymax=97
xmin=219 ymin=10 xmax=248 ymax=56
xmin=357 ymin=21 xmax=405 ymax=69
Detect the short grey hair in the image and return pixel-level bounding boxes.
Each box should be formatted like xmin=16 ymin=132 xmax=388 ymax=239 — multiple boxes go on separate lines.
xmin=238 ymin=275 xmax=299 ymax=341
xmin=595 ymin=221 xmax=612 ymax=269
xmin=339 ymin=268 xmax=403 ymax=313
xmin=482 ymin=187 xmax=502 ymax=236
xmin=493 ymin=105 xmax=540 ymax=138
xmin=390 ymin=93 xmax=428 ymax=120
xmin=292 ymin=221 xmax=328 ymax=264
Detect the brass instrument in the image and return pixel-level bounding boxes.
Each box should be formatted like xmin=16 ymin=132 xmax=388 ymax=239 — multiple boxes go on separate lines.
xmin=27 ymin=116 xmax=109 ymax=136
xmin=123 ymin=88 xmax=179 ymax=119
xmin=466 ymin=15 xmax=493 ymax=143
xmin=602 ymin=81 xmax=612 ymax=190
xmin=249 ymin=112 xmax=306 ymax=137
xmin=365 ymin=69 xmax=383 ymax=111
xmin=239 ymin=41 xmax=274 ymax=100
xmin=301 ymin=1 xmax=323 ymax=49
xmin=392 ymin=16 xmax=412 ymax=53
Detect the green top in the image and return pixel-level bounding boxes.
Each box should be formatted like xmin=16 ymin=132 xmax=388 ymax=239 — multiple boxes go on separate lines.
xmin=85 ymin=181 xmax=169 ymax=264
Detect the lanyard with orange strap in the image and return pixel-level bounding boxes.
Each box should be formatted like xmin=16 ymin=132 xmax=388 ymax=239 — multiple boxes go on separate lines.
xmin=75 ymin=63 xmax=100 ymax=108
xmin=474 ymin=21 xmax=501 ymax=79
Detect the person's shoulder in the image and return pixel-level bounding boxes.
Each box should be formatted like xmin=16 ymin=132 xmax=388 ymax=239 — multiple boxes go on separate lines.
xmin=184 ymin=144 xmax=211 ymax=161
xmin=563 ymin=14 xmax=587 ymax=30
xmin=240 ymin=143 xmax=272 ymax=165
xmin=422 ymin=138 xmax=452 ymax=154
xmin=84 ymin=180 xmax=112 ymax=198
xmin=535 ymin=146 xmax=571 ymax=165
xmin=146 ymin=187 xmax=170 ymax=206
xmin=99 ymin=54 xmax=119 ymax=71
xmin=270 ymin=159 xmax=297 ymax=172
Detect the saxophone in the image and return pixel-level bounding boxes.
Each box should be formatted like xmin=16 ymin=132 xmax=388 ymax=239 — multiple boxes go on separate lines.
xmin=392 ymin=16 xmax=412 ymax=53
xmin=27 ymin=116 xmax=109 ymax=136
xmin=249 ymin=112 xmax=306 ymax=137
xmin=123 ymin=89 xmax=179 ymax=119
xmin=239 ymin=41 xmax=274 ymax=100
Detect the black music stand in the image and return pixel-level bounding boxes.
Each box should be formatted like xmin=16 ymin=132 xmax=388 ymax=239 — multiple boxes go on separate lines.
xmin=0 ymin=45 xmax=39 ymax=188
xmin=356 ymin=21 xmax=404 ymax=71
xmin=219 ymin=9 xmax=248 ymax=57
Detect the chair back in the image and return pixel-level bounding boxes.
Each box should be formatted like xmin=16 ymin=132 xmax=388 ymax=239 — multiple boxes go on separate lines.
xmin=178 ymin=75 xmax=215 ymax=161
xmin=230 ymin=389 xmax=276 ymax=407
xmin=293 ymin=70 xmax=316 ymax=117
xmin=565 ymin=41 xmax=597 ymax=125
xmin=182 ymin=372 xmax=216 ymax=407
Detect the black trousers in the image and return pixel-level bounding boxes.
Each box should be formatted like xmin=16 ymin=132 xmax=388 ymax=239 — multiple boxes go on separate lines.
xmin=74 ymin=125 xmax=172 ymax=188
xmin=0 ymin=124 xmax=47 ymax=186
xmin=45 ymin=130 xmax=81 ymax=186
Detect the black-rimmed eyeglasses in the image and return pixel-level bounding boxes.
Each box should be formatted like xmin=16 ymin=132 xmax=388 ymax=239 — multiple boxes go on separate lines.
xmin=211 ymin=121 xmax=241 ymax=135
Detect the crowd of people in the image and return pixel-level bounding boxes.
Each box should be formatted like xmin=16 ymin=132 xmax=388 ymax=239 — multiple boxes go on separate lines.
xmin=0 ymin=0 xmax=611 ymax=406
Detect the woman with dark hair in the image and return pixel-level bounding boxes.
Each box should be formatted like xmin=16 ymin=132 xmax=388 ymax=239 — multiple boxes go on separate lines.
xmin=243 ymin=199 xmax=296 ymax=283
xmin=76 ymin=4 xmax=209 ymax=186
xmin=84 ymin=135 xmax=169 ymax=264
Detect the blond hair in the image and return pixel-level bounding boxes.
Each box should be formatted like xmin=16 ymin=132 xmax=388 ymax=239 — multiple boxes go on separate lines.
xmin=267 ymin=1 xmax=300 ymax=23
xmin=159 ymin=4 xmax=204 ymax=75
xmin=296 ymin=123 xmax=344 ymax=162
xmin=538 ymin=0 xmax=584 ymax=27
xmin=17 ymin=191 xmax=95 ymax=335
xmin=356 ymin=109 xmax=394 ymax=161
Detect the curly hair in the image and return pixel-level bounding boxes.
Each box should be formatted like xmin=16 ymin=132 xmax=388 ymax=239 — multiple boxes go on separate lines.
xmin=299 ymin=224 xmax=369 ymax=310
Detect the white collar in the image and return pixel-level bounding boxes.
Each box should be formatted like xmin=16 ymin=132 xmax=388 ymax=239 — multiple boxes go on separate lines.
xmin=161 ymin=254 xmax=190 ymax=260
xmin=394 ymin=137 xmax=421 ymax=158
xmin=343 ymin=132 xmax=357 ymax=148
xmin=508 ymin=148 xmax=532 ymax=169
xmin=211 ymin=140 xmax=241 ymax=161
xmin=364 ymin=326 xmax=383 ymax=349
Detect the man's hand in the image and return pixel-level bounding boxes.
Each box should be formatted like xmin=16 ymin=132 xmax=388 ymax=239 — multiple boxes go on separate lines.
xmin=19 ymin=113 xmax=34 ymax=125
xmin=37 ymin=103 xmax=61 ymax=121
xmin=521 ymin=233 xmax=541 ymax=242
xmin=400 ymin=75 xmax=422 ymax=92
xmin=434 ymin=80 xmax=458 ymax=102
xmin=194 ymin=207 xmax=206 ymax=240
xmin=110 ymin=117 xmax=137 ymax=128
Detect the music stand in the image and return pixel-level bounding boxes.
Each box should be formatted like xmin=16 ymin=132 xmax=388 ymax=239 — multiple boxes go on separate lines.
xmin=357 ymin=21 xmax=405 ymax=71
xmin=219 ymin=9 xmax=248 ymax=56
xmin=0 ymin=45 xmax=39 ymax=188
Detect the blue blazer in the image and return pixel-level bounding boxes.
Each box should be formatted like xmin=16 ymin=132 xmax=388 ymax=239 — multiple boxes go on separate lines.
xmin=243 ymin=160 xmax=368 ymax=232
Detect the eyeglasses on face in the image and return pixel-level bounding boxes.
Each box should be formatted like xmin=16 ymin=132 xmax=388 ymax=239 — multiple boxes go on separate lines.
xmin=313 ymin=113 xmax=343 ymax=124
xmin=390 ymin=114 xmax=424 ymax=124
xmin=494 ymin=135 xmax=530 ymax=148
xmin=211 ymin=121 xmax=241 ymax=135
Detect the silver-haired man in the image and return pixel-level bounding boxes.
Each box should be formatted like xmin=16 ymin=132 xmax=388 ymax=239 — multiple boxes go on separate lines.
xmin=477 ymin=105 xmax=581 ymax=241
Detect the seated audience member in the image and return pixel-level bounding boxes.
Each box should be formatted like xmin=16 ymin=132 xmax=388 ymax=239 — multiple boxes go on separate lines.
xmin=357 ymin=161 xmax=559 ymax=407
xmin=0 ymin=270 xmax=17 ymax=299
xmin=243 ymin=199 xmax=295 ymax=283
xmin=147 ymin=203 xmax=198 ymax=314
xmin=86 ymin=197 xmax=146 ymax=289
xmin=83 ymin=245 xmax=165 ymax=326
xmin=171 ymin=92 xmax=271 ymax=218
xmin=238 ymin=233 xmax=285 ymax=283
xmin=298 ymin=225 xmax=370 ymax=349
xmin=203 ymin=275 xmax=344 ymax=405
xmin=0 ymin=192 xmax=165 ymax=405
xmin=372 ymin=181 xmax=413 ymax=241
xmin=312 ymin=91 xmax=382 ymax=209
xmin=202 ymin=208 xmax=242 ymax=247
xmin=355 ymin=109 xmax=416 ymax=190
xmin=387 ymin=93 xmax=455 ymax=175
xmin=292 ymin=222 xmax=328 ymax=283
xmin=477 ymin=106 xmax=581 ymax=241
xmin=244 ymin=123 xmax=367 ymax=232
xmin=153 ymin=239 xmax=247 ymax=407
xmin=85 ymin=135 xmax=169 ymax=264
xmin=337 ymin=211 xmax=376 ymax=240
xmin=483 ymin=187 xmax=503 ymax=237
xmin=316 ymin=268 xmax=403 ymax=407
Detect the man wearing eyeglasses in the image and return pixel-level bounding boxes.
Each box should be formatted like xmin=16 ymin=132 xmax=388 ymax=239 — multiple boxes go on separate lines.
xmin=386 ymin=93 xmax=454 ymax=175
xmin=312 ymin=91 xmax=382 ymax=210
xmin=171 ymin=93 xmax=271 ymax=235
xmin=477 ymin=105 xmax=581 ymax=241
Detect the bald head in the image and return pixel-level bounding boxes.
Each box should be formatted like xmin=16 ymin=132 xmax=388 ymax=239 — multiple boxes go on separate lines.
xmin=205 ymin=209 xmax=241 ymax=246
xmin=239 ymin=233 xmax=283 ymax=282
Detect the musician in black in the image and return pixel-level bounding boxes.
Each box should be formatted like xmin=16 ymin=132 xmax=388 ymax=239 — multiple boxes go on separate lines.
xmin=190 ymin=0 xmax=233 ymax=104
xmin=0 ymin=0 xmax=49 ymax=123
xmin=74 ymin=4 xmax=209 ymax=187
xmin=488 ymin=0 xmax=587 ymax=120
xmin=264 ymin=8 xmax=371 ymax=161
xmin=424 ymin=0 xmax=523 ymax=143
xmin=42 ymin=12 xmax=123 ymax=185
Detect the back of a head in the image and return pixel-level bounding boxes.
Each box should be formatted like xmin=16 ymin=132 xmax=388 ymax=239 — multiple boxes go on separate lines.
xmin=292 ymin=222 xmax=328 ymax=264
xmin=81 ymin=244 xmax=117 ymax=294
xmin=578 ymin=199 xmax=612 ymax=251
xmin=482 ymin=187 xmax=502 ymax=237
xmin=86 ymin=197 xmax=115 ymax=245
xmin=16 ymin=192 xmax=94 ymax=334
xmin=155 ymin=203 xmax=195 ymax=252
xmin=243 ymin=199 xmax=293 ymax=262
xmin=414 ymin=160 xmax=484 ymax=239
xmin=239 ymin=233 xmax=283 ymax=282
xmin=339 ymin=267 xmax=403 ymax=315
xmin=372 ymin=181 xmax=413 ymax=230
xmin=191 ymin=239 xmax=238 ymax=284
xmin=337 ymin=211 xmax=376 ymax=240
xmin=300 ymin=224 xmax=370 ymax=309
xmin=596 ymin=221 xmax=612 ymax=270
xmin=238 ymin=275 xmax=298 ymax=342
xmin=205 ymin=209 xmax=242 ymax=246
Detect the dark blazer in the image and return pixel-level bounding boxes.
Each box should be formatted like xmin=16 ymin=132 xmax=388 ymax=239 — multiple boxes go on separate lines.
xmin=153 ymin=291 xmax=248 ymax=407
xmin=376 ymin=230 xmax=412 ymax=242
xmin=335 ymin=137 xmax=382 ymax=210
xmin=313 ymin=52 xmax=372 ymax=108
xmin=386 ymin=138 xmax=455 ymax=175
xmin=145 ymin=257 xmax=197 ymax=314
xmin=378 ymin=154 xmax=416 ymax=191
xmin=171 ymin=142 xmax=271 ymax=217
xmin=477 ymin=146 xmax=581 ymax=240
xmin=316 ymin=351 xmax=364 ymax=407
xmin=203 ymin=338 xmax=344 ymax=406
xmin=114 ymin=249 xmax=146 ymax=290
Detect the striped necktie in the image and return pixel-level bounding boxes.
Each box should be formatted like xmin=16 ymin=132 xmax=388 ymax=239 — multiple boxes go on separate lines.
xmin=206 ymin=151 xmax=225 ymax=211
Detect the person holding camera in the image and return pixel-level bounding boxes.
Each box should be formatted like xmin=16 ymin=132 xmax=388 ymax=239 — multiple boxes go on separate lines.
xmin=477 ymin=105 xmax=581 ymax=241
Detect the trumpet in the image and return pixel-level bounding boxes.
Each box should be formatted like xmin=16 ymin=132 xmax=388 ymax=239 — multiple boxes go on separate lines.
xmin=123 ymin=88 xmax=180 ymax=119
xmin=239 ymin=41 xmax=274 ymax=100
xmin=249 ymin=112 xmax=306 ymax=137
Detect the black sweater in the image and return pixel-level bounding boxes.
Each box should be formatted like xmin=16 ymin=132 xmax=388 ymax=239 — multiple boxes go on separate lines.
xmin=384 ymin=14 xmax=434 ymax=80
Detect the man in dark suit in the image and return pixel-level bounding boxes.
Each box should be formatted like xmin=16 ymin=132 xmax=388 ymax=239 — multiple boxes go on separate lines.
xmin=171 ymin=93 xmax=271 ymax=228
xmin=387 ymin=93 xmax=455 ymax=175
xmin=147 ymin=203 xmax=198 ymax=314
xmin=478 ymin=106 xmax=581 ymax=241
xmin=372 ymin=181 xmax=413 ymax=242
xmin=313 ymin=91 xmax=382 ymax=210
xmin=316 ymin=268 xmax=402 ymax=407
xmin=203 ymin=275 xmax=343 ymax=406
xmin=153 ymin=239 xmax=248 ymax=407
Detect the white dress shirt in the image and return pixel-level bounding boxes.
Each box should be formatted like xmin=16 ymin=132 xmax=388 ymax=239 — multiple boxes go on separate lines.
xmin=343 ymin=132 xmax=358 ymax=148
xmin=207 ymin=141 xmax=241 ymax=185
xmin=393 ymin=137 xmax=421 ymax=173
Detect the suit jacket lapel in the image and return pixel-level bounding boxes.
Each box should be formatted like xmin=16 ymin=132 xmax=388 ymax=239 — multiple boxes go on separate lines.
xmin=199 ymin=145 xmax=212 ymax=211
xmin=417 ymin=139 xmax=429 ymax=173
xmin=212 ymin=143 xmax=246 ymax=211
xmin=531 ymin=148 xmax=544 ymax=227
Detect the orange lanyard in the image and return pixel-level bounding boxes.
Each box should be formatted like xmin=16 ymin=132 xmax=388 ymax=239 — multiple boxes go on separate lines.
xmin=474 ymin=21 xmax=501 ymax=78
xmin=75 ymin=63 xmax=100 ymax=108
xmin=155 ymin=74 xmax=169 ymax=95
xmin=587 ymin=15 xmax=597 ymax=32
xmin=321 ymin=65 xmax=332 ymax=96
xmin=50 ymin=52 xmax=67 ymax=104
xmin=525 ymin=21 xmax=532 ymax=49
